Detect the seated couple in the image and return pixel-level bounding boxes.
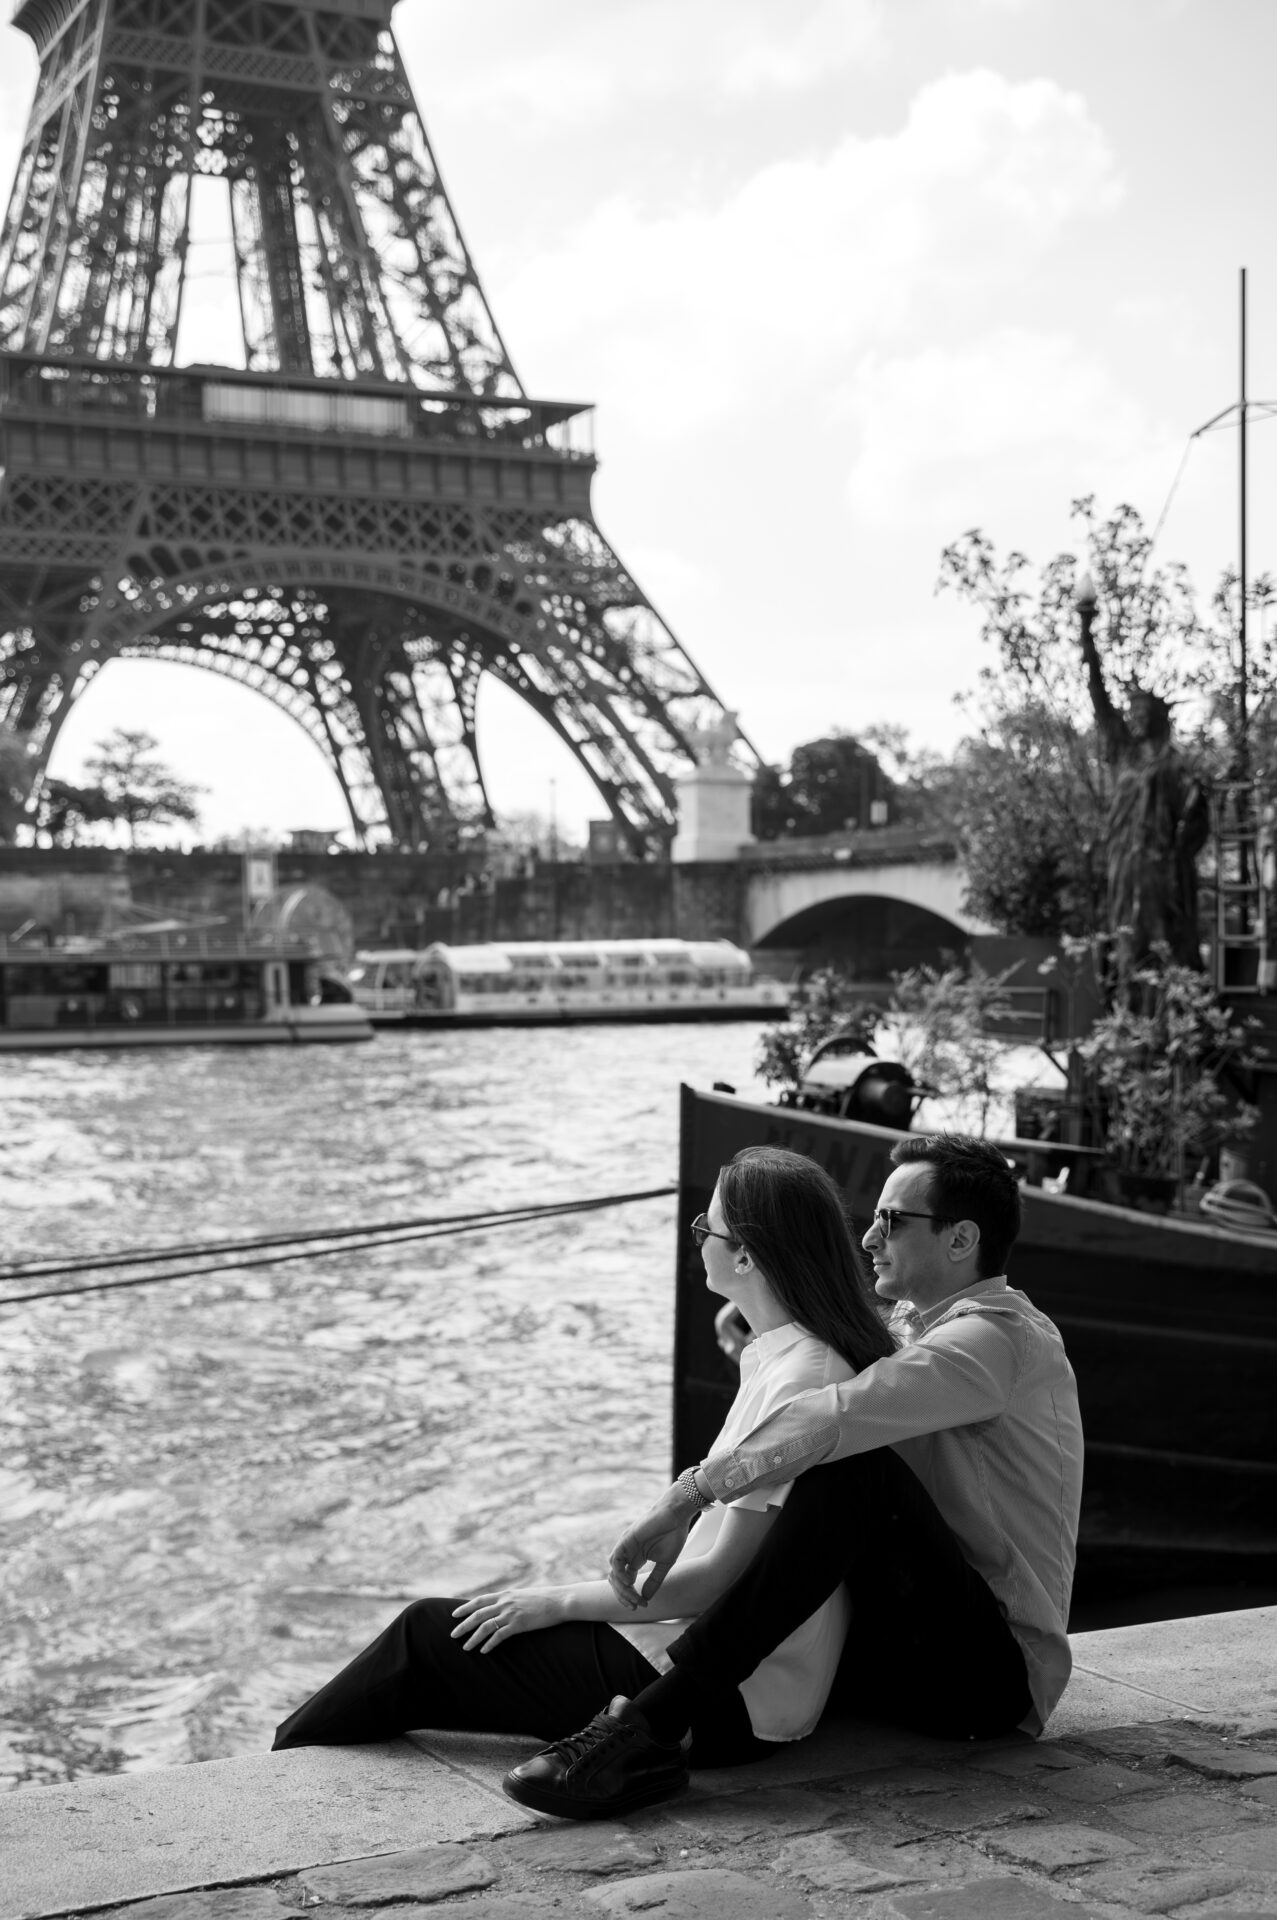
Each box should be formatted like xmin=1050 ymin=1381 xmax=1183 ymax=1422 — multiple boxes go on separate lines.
xmin=274 ymin=1134 xmax=1083 ymax=1822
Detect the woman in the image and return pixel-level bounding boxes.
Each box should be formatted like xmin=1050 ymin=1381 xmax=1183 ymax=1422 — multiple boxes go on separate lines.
xmin=272 ymin=1146 xmax=895 ymax=1770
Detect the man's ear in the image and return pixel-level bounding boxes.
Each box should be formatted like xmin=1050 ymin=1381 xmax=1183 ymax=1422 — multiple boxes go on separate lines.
xmin=948 ymin=1219 xmax=981 ymax=1263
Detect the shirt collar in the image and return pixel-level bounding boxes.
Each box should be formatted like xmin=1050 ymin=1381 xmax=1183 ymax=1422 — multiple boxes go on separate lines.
xmin=740 ymin=1320 xmax=807 ymax=1370
xmin=917 ymin=1274 xmax=1008 ymax=1330
xmin=893 ymin=1275 xmax=1009 ymax=1340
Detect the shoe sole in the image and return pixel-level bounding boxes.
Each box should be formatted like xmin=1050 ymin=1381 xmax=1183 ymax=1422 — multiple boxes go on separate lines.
xmin=502 ymin=1771 xmax=689 ymax=1821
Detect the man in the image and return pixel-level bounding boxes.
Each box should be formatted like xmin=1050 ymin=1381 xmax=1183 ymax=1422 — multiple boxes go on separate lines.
xmin=504 ymin=1132 xmax=1083 ymax=1819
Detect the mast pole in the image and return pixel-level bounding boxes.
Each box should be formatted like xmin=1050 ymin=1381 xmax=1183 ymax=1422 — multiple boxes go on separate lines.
xmin=1239 ymin=264 xmax=1249 ymax=776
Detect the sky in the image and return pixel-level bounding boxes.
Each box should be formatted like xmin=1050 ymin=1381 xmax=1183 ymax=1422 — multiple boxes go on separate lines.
xmin=2 ymin=0 xmax=1275 ymax=845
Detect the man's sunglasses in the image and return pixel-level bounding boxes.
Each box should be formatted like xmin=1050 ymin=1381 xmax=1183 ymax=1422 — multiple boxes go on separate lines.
xmin=689 ymin=1212 xmax=736 ymax=1248
xmin=871 ymin=1208 xmax=944 ymax=1238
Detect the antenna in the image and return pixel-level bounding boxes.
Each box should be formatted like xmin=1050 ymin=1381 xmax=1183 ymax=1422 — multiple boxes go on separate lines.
xmin=1188 ymin=268 xmax=1277 ymax=776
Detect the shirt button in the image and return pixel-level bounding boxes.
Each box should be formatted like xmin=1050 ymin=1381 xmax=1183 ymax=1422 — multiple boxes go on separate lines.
xmin=772 ymin=1454 xmax=784 ymax=1465
xmin=724 ymin=1472 xmax=739 ymax=1488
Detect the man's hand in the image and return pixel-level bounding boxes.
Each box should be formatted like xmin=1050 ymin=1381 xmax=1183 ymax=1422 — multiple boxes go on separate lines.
xmin=450 ymin=1587 xmax=567 ymax=1653
xmin=609 ymin=1484 xmax=696 ymax=1609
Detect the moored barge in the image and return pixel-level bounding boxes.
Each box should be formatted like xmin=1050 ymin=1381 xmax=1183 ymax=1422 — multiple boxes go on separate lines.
xmin=0 ymin=933 xmax=372 ymax=1049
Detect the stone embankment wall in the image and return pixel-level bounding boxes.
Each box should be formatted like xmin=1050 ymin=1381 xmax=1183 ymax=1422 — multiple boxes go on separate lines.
xmin=0 ymin=847 xmax=751 ymax=954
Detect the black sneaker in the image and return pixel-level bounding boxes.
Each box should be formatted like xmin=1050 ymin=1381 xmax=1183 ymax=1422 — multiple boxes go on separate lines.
xmin=502 ymin=1696 xmax=689 ymax=1820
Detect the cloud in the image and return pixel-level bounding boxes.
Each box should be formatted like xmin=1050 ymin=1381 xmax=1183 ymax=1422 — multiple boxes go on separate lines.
xmin=499 ymin=69 xmax=1123 ymax=433
xmin=403 ymin=0 xmax=885 ymax=122
xmin=841 ymin=328 xmax=1190 ymax=552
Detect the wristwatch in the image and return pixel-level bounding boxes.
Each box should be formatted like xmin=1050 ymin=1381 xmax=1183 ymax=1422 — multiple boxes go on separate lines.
xmin=675 ymin=1466 xmax=713 ymax=1512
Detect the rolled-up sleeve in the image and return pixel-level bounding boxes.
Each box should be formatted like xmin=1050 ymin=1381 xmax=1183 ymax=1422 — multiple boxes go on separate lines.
xmin=700 ymin=1310 xmax=1023 ymax=1502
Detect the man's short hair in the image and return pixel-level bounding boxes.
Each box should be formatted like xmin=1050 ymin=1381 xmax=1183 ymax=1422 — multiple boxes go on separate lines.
xmin=890 ymin=1133 xmax=1021 ymax=1278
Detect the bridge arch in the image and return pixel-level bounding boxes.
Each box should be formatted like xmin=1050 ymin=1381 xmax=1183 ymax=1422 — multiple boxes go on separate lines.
xmin=747 ymin=861 xmax=993 ymax=976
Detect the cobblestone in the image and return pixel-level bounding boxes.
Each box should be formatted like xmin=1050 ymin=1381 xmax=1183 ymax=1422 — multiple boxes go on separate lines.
xmin=1034 ymin=1759 xmax=1165 ymax=1804
xmin=104 ymin=1895 xmax=296 ymax=1920
xmin=1108 ymin=1793 xmax=1266 ymax=1837
xmin=771 ymin=1828 xmax=928 ymax=1892
xmin=891 ymin=1785 xmax=1050 ymax=1834
xmin=395 ymin=1904 xmax=559 ymax=1920
xmin=967 ymin=1742 xmax=1091 ymax=1777
xmin=297 ymin=1845 xmax=496 ymax=1905
xmin=1076 ymin=1862 xmax=1250 ymax=1912
xmin=1207 ymin=1827 xmax=1277 ymax=1870
xmin=1238 ymin=1776 xmax=1277 ymax=1805
xmin=985 ymin=1820 xmax=1141 ymax=1869
xmin=855 ymin=1766 xmax=980 ymax=1797
xmin=1163 ymin=1736 xmax=1277 ymax=1780
xmin=1075 ymin=1721 xmax=1195 ymax=1763
xmin=890 ymin=1876 xmax=1105 ymax=1917
xmin=493 ymin=1823 xmax=664 ymax=1876
xmin=586 ymin=1866 xmax=812 ymax=1916
xmin=670 ymin=1784 xmax=848 ymax=1841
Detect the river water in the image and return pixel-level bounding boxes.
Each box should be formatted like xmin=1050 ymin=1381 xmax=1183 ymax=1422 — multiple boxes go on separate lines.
xmin=0 ymin=1023 xmax=785 ymax=1791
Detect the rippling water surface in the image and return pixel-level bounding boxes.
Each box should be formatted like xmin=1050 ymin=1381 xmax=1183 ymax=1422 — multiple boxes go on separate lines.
xmin=0 ymin=1024 xmax=774 ymax=1789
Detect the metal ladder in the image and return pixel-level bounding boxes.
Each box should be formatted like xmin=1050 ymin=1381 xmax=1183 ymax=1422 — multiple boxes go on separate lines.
xmin=1211 ymin=782 xmax=1272 ymax=992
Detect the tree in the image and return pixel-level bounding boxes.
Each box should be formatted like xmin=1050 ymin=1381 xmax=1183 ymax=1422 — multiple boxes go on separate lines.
xmin=753 ymin=732 xmax=892 ymax=838
xmin=857 ymin=723 xmax=956 ymax=831
xmin=494 ymin=808 xmax=584 ymax=860
xmin=82 ymin=729 xmax=204 ymax=847
xmin=36 ymin=777 xmax=119 ymax=847
xmin=947 ymin=707 xmax=1104 ymax=939
xmin=938 ymin=498 xmax=1262 ymax=952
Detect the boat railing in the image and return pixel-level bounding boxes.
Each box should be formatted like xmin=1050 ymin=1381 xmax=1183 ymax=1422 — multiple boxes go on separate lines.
xmin=0 ymin=930 xmax=314 ymax=961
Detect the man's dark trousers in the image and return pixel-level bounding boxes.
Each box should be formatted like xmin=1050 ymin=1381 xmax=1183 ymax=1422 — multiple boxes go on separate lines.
xmin=659 ymin=1446 xmax=1034 ymax=1740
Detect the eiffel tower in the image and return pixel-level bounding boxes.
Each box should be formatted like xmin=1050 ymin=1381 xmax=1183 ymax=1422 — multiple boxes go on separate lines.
xmin=0 ymin=0 xmax=757 ymax=851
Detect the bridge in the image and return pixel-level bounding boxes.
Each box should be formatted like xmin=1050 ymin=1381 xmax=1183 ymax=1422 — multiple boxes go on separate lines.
xmin=0 ymin=824 xmax=990 ymax=978
xmin=738 ymin=825 xmax=992 ymax=976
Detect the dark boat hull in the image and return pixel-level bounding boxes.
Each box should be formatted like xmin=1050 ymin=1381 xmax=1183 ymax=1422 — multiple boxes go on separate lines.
xmin=673 ymin=1086 xmax=1277 ymax=1598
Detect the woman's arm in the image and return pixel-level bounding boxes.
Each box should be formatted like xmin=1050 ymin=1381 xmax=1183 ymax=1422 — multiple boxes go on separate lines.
xmin=452 ymin=1501 xmax=779 ymax=1653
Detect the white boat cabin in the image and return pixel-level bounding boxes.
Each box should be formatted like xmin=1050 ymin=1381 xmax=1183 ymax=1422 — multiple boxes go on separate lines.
xmin=349 ymin=938 xmax=789 ymax=1023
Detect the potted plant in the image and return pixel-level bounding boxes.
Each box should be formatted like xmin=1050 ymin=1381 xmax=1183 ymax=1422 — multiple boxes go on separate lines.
xmin=1077 ymin=948 xmax=1259 ymax=1210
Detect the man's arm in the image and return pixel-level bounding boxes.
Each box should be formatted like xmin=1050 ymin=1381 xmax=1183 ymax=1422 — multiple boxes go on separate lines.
xmin=610 ymin=1312 xmax=1021 ymax=1605
xmin=701 ymin=1314 xmax=1021 ymax=1498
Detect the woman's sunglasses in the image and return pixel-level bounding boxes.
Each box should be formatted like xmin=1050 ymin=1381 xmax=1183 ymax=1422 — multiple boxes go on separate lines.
xmin=689 ymin=1212 xmax=736 ymax=1248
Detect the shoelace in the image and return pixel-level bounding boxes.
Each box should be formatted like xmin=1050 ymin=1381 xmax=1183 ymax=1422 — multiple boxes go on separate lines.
xmin=546 ymin=1712 xmax=629 ymax=1767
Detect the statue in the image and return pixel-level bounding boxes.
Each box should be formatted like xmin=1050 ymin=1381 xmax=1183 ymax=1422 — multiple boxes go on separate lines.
xmin=686 ymin=714 xmax=741 ymax=770
xmin=1076 ymin=576 xmax=1210 ymax=981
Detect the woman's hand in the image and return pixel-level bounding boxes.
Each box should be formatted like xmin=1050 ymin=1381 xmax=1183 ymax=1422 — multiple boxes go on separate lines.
xmin=450 ymin=1587 xmax=569 ymax=1653
xmin=609 ymin=1486 xmax=695 ymax=1608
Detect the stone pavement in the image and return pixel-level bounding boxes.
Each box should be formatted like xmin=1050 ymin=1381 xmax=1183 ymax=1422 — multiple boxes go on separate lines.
xmin=3 ymin=1607 xmax=1276 ymax=1920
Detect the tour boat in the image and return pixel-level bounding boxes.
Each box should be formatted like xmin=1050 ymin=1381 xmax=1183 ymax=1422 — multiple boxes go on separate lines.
xmin=0 ymin=933 xmax=373 ymax=1049
xmin=671 ymin=1081 xmax=1277 ymax=1610
xmin=348 ymin=938 xmax=791 ymax=1027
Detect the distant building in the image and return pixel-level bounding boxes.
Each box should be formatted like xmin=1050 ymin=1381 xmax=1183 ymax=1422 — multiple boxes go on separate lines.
xmin=586 ymin=819 xmax=632 ymax=863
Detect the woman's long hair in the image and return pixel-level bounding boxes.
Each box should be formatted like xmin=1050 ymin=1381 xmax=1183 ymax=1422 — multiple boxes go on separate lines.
xmin=717 ymin=1146 xmax=895 ymax=1373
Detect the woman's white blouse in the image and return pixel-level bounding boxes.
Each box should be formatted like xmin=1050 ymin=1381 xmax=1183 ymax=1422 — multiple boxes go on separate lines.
xmin=615 ymin=1321 xmax=855 ymax=1741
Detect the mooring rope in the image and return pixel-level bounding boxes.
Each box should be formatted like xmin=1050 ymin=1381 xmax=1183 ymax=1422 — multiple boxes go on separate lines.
xmin=0 ymin=1186 xmax=678 ymax=1307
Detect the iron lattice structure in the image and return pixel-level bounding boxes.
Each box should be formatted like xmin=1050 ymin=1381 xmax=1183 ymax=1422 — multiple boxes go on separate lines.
xmin=0 ymin=0 xmax=756 ymax=848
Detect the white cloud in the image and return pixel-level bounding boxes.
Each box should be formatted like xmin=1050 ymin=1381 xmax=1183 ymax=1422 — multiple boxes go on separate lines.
xmin=844 ymin=329 xmax=1153 ymax=529
xmin=500 ymin=69 xmax=1122 ymax=433
xmin=403 ymin=0 xmax=884 ymax=122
